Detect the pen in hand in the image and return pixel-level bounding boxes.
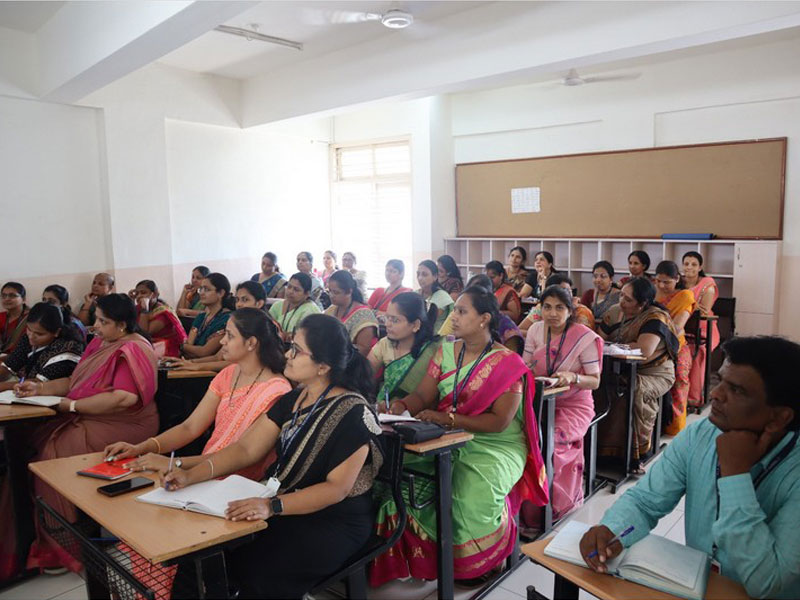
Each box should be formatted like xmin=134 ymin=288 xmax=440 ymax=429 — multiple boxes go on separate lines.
xmin=164 ymin=451 xmax=175 ymax=490
xmin=586 ymin=525 xmax=635 ymax=560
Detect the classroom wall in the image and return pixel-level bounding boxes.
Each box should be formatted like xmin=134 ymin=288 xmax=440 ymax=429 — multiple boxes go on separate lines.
xmin=447 ymin=33 xmax=800 ymax=339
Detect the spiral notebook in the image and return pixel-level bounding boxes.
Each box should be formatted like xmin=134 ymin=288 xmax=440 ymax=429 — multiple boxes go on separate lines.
xmin=544 ymin=521 xmax=710 ymax=600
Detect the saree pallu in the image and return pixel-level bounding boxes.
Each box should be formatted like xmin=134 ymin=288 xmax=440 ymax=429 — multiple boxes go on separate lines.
xmin=440 ymin=277 xmax=463 ymax=298
xmin=324 ymin=304 xmax=378 ymax=346
xmin=377 ymin=339 xmax=442 ymax=402
xmin=251 ymin=273 xmax=287 ymax=298
xmin=498 ymin=315 xmax=524 ymax=355
xmin=370 ymin=344 xmax=548 ymax=585
xmin=688 ymin=277 xmax=720 ymax=406
xmin=660 ymin=290 xmax=694 ymax=435
xmin=0 ymin=309 xmax=29 ymax=355
xmin=506 ymin=268 xmax=529 ymax=294
xmin=192 ymin=310 xmax=231 ymax=346
xmin=424 ymin=289 xmax=454 ymax=333
xmin=368 ymin=286 xmax=412 ymax=313
xmin=495 ymin=284 xmax=522 ymax=324
xmin=147 ymin=304 xmax=188 ymax=357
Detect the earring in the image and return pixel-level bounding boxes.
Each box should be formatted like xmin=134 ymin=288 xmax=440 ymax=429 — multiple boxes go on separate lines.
xmin=480 ymin=323 xmax=485 ymax=329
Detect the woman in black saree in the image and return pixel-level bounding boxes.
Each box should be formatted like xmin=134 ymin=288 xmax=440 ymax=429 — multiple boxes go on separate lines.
xmin=163 ymin=313 xmax=383 ymax=599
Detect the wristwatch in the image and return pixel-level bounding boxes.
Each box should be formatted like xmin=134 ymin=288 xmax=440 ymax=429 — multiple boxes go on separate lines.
xmin=175 ymin=458 xmax=183 ymax=469
xmin=270 ymin=497 xmax=284 ymax=516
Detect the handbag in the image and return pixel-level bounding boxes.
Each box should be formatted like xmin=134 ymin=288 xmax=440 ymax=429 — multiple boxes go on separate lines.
xmin=392 ymin=421 xmax=446 ymax=444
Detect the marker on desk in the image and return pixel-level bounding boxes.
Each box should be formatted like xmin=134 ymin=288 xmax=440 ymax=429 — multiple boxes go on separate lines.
xmin=586 ymin=525 xmax=635 ymax=560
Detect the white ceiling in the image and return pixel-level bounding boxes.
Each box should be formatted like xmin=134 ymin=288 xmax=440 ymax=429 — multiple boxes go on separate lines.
xmin=157 ymin=0 xmax=491 ymax=80
xmin=0 ymin=1 xmax=64 ymax=33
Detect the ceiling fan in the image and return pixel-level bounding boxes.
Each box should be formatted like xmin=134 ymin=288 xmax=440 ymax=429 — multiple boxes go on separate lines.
xmin=559 ymin=68 xmax=641 ymax=86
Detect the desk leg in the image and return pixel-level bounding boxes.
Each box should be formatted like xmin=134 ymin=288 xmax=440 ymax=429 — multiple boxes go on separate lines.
xmin=434 ymin=451 xmax=454 ymax=600
xmin=703 ymin=323 xmax=713 ymax=406
xmin=552 ymin=573 xmax=579 ymax=600
xmin=196 ymin=552 xmax=228 ymax=599
xmin=541 ymin=398 xmax=555 ymax=533
xmin=624 ymin=362 xmax=637 ymax=477
xmin=4 ymin=424 xmax=36 ymax=584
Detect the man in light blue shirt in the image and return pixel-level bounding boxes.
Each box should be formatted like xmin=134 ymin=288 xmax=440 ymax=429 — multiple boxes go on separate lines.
xmin=580 ymin=336 xmax=800 ymax=599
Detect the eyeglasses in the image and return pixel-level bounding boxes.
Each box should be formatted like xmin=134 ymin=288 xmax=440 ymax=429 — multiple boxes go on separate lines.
xmin=384 ymin=315 xmax=407 ymax=325
xmin=288 ymin=343 xmax=312 ymax=359
xmin=197 ymin=286 xmax=212 ymax=293
xmin=1 ymin=293 xmax=21 ymax=300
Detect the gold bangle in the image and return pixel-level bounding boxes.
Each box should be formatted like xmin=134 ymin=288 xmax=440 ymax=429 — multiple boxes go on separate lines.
xmin=448 ymin=413 xmax=456 ymax=429
xmin=148 ymin=437 xmax=162 ymax=453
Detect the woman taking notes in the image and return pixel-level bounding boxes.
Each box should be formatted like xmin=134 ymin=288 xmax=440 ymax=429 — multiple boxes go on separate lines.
xmin=416 ymin=260 xmax=454 ymax=332
xmin=373 ymin=286 xmax=548 ymax=585
xmin=324 ymin=270 xmax=378 ymax=356
xmin=162 ymin=314 xmax=382 ymax=600
xmin=269 ymin=273 xmax=321 ymax=345
xmin=522 ymin=285 xmax=602 ymax=520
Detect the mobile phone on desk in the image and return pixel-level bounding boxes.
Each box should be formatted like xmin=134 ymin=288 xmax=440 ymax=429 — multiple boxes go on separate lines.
xmin=98 ymin=477 xmax=154 ymax=497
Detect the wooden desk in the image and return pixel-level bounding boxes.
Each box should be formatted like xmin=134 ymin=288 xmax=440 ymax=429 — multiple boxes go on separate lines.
xmin=522 ymin=538 xmax=748 ymax=600
xmin=164 ymin=369 xmax=218 ymax=379
xmin=404 ymin=430 xmax=473 ymax=600
xmin=0 ymin=404 xmax=55 ymax=589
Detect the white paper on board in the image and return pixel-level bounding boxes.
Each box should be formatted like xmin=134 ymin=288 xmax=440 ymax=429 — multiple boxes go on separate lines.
xmin=511 ymin=187 xmax=541 ymax=213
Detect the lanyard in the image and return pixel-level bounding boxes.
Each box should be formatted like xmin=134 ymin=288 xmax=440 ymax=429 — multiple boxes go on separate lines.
xmin=273 ymin=384 xmax=335 ymax=477
xmin=452 ymin=341 xmax=493 ymax=412
xmin=545 ymin=324 xmax=569 ymax=377
xmin=712 ymin=430 xmax=799 ymax=559
xmin=197 ymin=308 xmax=223 ymax=338
xmin=281 ymin=299 xmax=307 ymax=332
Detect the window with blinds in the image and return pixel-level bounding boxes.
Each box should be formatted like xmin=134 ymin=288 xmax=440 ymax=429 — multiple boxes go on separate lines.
xmin=331 ymin=141 xmax=413 ymax=292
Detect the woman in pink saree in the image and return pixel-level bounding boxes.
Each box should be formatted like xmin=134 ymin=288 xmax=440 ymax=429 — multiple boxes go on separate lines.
xmin=523 ymin=285 xmax=603 ymax=521
xmin=14 ymin=294 xmax=158 ymax=571
xmin=371 ymin=286 xmax=548 ymax=586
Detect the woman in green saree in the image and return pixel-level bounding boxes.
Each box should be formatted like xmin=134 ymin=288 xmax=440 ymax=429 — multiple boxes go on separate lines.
xmin=370 ymin=286 xmax=548 ymax=585
xmin=367 ymin=292 xmax=440 ymax=410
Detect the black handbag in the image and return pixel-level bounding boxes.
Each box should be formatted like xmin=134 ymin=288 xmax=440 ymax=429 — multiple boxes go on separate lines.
xmin=392 ymin=421 xmax=446 ymax=444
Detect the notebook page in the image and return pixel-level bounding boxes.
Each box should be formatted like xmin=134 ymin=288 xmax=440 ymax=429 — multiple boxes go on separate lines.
xmin=186 ymin=475 xmax=270 ymax=517
xmin=544 ymin=521 xmax=626 ymax=571
xmin=619 ymin=534 xmax=703 ymax=588
xmin=136 ymin=479 xmax=223 ymax=509
xmin=0 ymin=390 xmax=15 ymax=404
xmin=12 ymin=395 xmax=63 ymax=407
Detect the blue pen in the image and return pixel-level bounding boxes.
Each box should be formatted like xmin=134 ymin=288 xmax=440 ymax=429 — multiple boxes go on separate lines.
xmin=586 ymin=525 xmax=635 ymax=559
xmin=14 ymin=377 xmax=25 ymax=397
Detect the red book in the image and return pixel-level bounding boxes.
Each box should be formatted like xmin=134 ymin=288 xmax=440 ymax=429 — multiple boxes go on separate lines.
xmin=77 ymin=457 xmax=138 ymax=480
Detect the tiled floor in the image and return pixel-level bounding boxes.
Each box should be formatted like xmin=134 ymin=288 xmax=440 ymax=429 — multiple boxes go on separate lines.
xmin=0 ymin=408 xmax=706 ymax=600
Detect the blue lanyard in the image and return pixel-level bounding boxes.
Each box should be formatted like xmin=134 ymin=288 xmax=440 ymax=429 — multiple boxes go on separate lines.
xmin=274 ymin=384 xmax=334 ymax=476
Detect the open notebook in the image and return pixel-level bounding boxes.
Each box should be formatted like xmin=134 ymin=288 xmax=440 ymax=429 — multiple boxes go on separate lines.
xmin=544 ymin=521 xmax=710 ymax=600
xmin=136 ymin=475 xmax=278 ymax=518
xmin=0 ymin=389 xmax=62 ymax=407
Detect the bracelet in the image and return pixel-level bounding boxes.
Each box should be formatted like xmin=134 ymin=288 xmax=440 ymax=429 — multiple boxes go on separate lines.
xmin=448 ymin=413 xmax=456 ymax=429
xmin=148 ymin=437 xmax=162 ymax=453
xmin=207 ymin=458 xmax=214 ymax=478
xmin=575 ymin=374 xmax=581 ymax=386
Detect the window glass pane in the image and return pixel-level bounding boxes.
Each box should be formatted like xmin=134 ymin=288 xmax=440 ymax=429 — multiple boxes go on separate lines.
xmin=337 ymin=148 xmax=373 ymax=179
xmin=374 ymin=144 xmax=410 ymax=175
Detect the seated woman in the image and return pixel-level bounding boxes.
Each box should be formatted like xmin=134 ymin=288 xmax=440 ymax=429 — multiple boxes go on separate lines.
xmin=162 ymin=314 xmax=383 ymax=600
xmin=76 ymin=273 xmax=115 ymax=326
xmin=319 ymin=250 xmax=338 ymax=288
xmin=619 ymin=250 xmax=651 ymax=286
xmin=368 ymin=259 xmax=412 ymax=321
xmin=1 ymin=282 xmax=30 ymax=358
xmin=325 ymin=270 xmax=378 ymax=356
xmin=182 ymin=273 xmax=235 ymax=359
xmin=505 ymin=246 xmax=529 ymax=294
xmin=486 ymin=260 xmax=522 ymax=323
xmin=42 ymin=284 xmax=88 ymax=341
xmin=14 ymin=294 xmax=158 ymax=571
xmin=269 ymin=273 xmax=321 ymax=346
xmin=682 ymin=251 xmax=720 ymax=408
xmin=296 ymin=251 xmax=325 ymax=306
xmin=597 ymin=278 xmax=679 ymax=473
xmin=251 ymin=252 xmax=287 ymax=299
xmin=519 ymin=274 xmax=595 ymax=335
xmin=436 ymin=255 xmax=464 ymax=301
xmin=519 ymin=251 xmax=557 ymax=300
xmin=653 ymin=261 xmax=695 ymax=435
xmin=373 ymin=286 xmax=548 ymax=585
xmin=580 ymin=261 xmax=621 ymax=322
xmin=341 ymin=252 xmax=367 ymax=299
xmin=522 ymin=285 xmax=602 ymax=521
xmin=0 ymin=303 xmax=84 ymax=392
xmin=176 ymin=265 xmax=210 ymax=319
xmin=416 ymin=260 xmax=454 ymax=332
xmin=166 ymin=281 xmax=269 ymax=373
xmin=367 ymin=292 xmax=440 ymax=409
xmin=130 ymin=280 xmax=187 ymax=358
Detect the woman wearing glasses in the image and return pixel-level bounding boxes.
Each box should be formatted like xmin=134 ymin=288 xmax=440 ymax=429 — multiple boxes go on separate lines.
xmin=162 ymin=314 xmax=382 ymax=599
xmin=182 ymin=273 xmax=235 ymax=359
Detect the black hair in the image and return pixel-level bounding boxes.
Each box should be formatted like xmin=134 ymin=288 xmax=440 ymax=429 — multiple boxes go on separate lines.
xmin=136 ymin=280 xmax=162 ymax=299
xmin=509 ymin=246 xmax=527 ymax=263
xmin=386 ymin=259 xmax=405 ymax=275
xmin=535 ymin=251 xmax=558 ymax=273
xmin=43 ymin=284 xmax=69 ymax=307
xmin=465 ymin=274 xmax=492 ymax=293
xmin=205 ymin=273 xmax=236 ymax=310
xmin=262 ymin=252 xmax=279 ymax=273
xmin=289 ymin=272 xmax=313 ymax=294
xmin=459 ymin=285 xmax=501 ymax=343
xmin=236 ymin=281 xmax=267 ymax=309
xmin=418 ymin=260 xmax=444 ymax=294
xmin=324 ymin=250 xmax=338 ymax=268
xmin=27 ymin=302 xmax=83 ymax=343
xmin=193 ymin=265 xmax=211 ymax=278
xmin=298 ymin=313 xmax=375 ymax=402
xmin=389 ymin=292 xmax=438 ymax=359
xmin=329 ymin=270 xmax=365 ymax=304
xmin=95 ymin=273 xmax=115 ymax=288
xmin=230 ymin=308 xmax=286 ymax=373
xmin=545 ymin=273 xmax=573 ymax=288
xmin=343 ymin=251 xmax=357 ymax=264
xmin=592 ymin=260 xmax=615 ymax=279
xmin=96 ymin=294 xmax=150 ymax=340
xmin=437 ymin=255 xmax=463 ymax=284
xmin=298 ymin=251 xmax=314 ymax=265
xmin=2 ymin=281 xmax=26 ymax=305
xmin=628 ymin=250 xmax=651 ymax=273
xmin=682 ymin=251 xmax=707 ymax=278
xmin=654 ymin=261 xmax=686 ymax=289
xmin=539 ymin=285 xmax=576 ymax=323
xmin=485 ymin=260 xmax=506 ymax=283
xmin=621 ymin=277 xmax=662 ymax=310
xmin=722 ymin=336 xmax=800 ymax=430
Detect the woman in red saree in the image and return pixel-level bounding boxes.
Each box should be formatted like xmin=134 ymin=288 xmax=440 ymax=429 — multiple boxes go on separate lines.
xmin=15 ymin=293 xmax=158 ymax=571
xmin=0 ymin=281 xmax=30 ymax=358
xmin=372 ymin=286 xmax=548 ymax=586
xmin=368 ymin=259 xmax=412 ymax=318
xmin=131 ymin=279 xmax=188 ymax=357
xmin=486 ymin=260 xmax=522 ymax=324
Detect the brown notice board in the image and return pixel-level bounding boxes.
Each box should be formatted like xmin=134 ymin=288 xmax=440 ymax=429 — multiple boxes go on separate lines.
xmin=455 ymin=138 xmax=786 ymax=239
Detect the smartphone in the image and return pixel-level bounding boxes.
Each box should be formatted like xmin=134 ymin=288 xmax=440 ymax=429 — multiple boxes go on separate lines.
xmin=97 ymin=477 xmax=154 ymax=497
